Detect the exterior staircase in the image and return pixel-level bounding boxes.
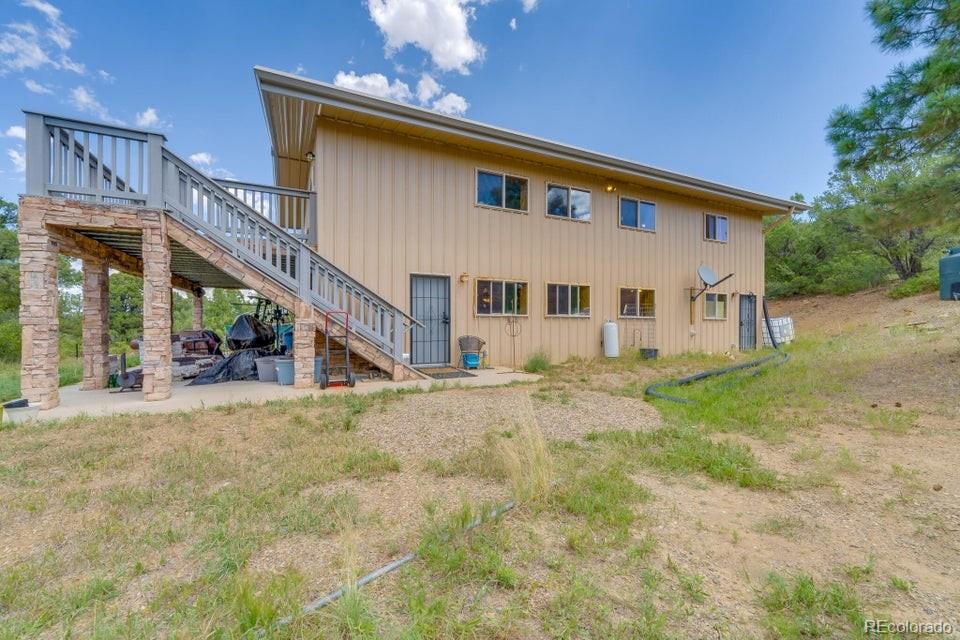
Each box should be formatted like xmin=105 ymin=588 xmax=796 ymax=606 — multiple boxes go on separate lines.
xmin=23 ymin=112 xmax=422 ymax=380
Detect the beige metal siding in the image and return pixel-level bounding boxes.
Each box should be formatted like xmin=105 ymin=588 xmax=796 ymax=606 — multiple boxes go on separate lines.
xmin=314 ymin=119 xmax=765 ymax=365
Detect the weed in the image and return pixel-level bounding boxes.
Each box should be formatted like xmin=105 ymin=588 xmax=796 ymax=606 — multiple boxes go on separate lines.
xmin=523 ymin=350 xmax=551 ymax=374
xmin=759 ymin=571 xmax=866 ymax=639
xmin=842 ymin=555 xmax=876 ymax=584
xmin=498 ymin=418 xmax=554 ymax=502
xmin=754 ymin=515 xmax=805 ymax=539
xmin=587 ymin=427 xmax=779 ymax=489
xmin=626 ymin=534 xmax=658 ymax=562
xmin=865 ymin=407 xmax=918 ymax=434
xmin=341 ymin=448 xmax=401 ymax=478
xmin=554 ymin=461 xmax=648 ymax=548
xmin=889 ymin=575 xmax=913 ymax=593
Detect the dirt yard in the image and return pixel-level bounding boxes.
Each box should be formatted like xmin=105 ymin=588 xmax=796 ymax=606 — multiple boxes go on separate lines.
xmin=1 ymin=289 xmax=958 ymax=638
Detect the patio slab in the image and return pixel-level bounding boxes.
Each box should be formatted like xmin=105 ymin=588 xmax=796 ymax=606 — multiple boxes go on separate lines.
xmin=36 ymin=367 xmax=539 ymax=420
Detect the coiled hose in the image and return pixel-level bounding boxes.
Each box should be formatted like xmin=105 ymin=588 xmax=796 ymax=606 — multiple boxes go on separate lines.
xmin=644 ymin=298 xmax=789 ymax=404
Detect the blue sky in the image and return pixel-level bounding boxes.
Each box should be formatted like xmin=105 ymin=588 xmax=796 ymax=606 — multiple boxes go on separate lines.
xmin=1 ymin=0 xmax=913 ymax=204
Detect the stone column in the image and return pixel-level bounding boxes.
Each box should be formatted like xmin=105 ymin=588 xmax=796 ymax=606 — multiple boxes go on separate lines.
xmin=80 ymin=249 xmax=110 ymax=390
xmin=191 ymin=289 xmax=204 ymax=331
xmin=18 ymin=204 xmax=60 ymax=409
xmin=141 ymin=215 xmax=172 ymax=401
xmin=293 ymin=302 xmax=316 ymax=388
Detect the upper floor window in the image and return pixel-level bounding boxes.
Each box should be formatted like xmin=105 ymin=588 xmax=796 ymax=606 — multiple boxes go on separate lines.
xmin=547 ymin=183 xmax=591 ymax=221
xmin=620 ymin=198 xmax=656 ymax=232
xmin=477 ymin=170 xmax=528 ymax=212
xmin=476 ymin=279 xmax=528 ymax=316
xmin=619 ymin=287 xmax=655 ymax=318
xmin=546 ymin=283 xmax=591 ymax=317
xmin=705 ymin=213 xmax=728 ymax=242
xmin=704 ymin=292 xmax=728 ymax=320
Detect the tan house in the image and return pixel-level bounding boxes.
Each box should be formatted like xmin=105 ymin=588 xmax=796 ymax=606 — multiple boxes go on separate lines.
xmin=17 ymin=67 xmax=806 ymax=408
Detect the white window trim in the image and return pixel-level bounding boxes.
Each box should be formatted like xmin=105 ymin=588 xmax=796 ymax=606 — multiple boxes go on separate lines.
xmin=703 ymin=292 xmax=729 ymax=320
xmin=704 ymin=212 xmax=729 ymax=243
xmin=474 ymin=278 xmax=530 ymax=317
xmin=545 ymin=182 xmax=592 ymax=223
xmin=618 ymin=197 xmax=657 ymax=233
xmin=617 ymin=286 xmax=656 ymax=319
xmin=475 ymin=167 xmax=530 ymax=213
xmin=545 ymin=282 xmax=592 ymax=318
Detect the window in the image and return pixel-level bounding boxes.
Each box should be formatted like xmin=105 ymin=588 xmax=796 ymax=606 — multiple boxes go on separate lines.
xmin=620 ymin=198 xmax=656 ymax=231
xmin=476 ymin=170 xmax=528 ymax=212
xmin=546 ymin=283 xmax=591 ymax=316
xmin=618 ymin=287 xmax=655 ymax=318
xmin=476 ymin=279 xmax=528 ymax=315
xmin=705 ymin=213 xmax=729 ymax=242
xmin=704 ymin=293 xmax=728 ymax=320
xmin=546 ymin=183 xmax=591 ymax=221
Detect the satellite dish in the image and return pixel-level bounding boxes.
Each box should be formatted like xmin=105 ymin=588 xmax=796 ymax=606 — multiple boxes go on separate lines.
xmin=690 ymin=264 xmax=734 ymax=302
xmin=697 ymin=265 xmax=719 ymax=287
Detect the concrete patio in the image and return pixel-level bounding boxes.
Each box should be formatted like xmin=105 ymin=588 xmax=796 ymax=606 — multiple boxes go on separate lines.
xmin=36 ymin=367 xmax=539 ymax=420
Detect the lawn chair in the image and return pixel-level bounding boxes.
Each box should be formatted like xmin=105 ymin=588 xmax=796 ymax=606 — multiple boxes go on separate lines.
xmin=457 ymin=335 xmax=485 ymax=369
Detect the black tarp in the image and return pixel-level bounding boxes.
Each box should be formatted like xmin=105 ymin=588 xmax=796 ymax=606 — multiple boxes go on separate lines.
xmin=226 ymin=314 xmax=275 ymax=351
xmin=188 ymin=348 xmax=271 ymax=386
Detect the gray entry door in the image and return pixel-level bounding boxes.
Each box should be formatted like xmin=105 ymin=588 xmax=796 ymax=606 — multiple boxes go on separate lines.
xmin=739 ymin=294 xmax=757 ymax=350
xmin=410 ymin=275 xmax=451 ymax=366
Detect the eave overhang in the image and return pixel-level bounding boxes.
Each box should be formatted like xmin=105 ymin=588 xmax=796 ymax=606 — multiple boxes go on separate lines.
xmin=255 ymin=66 xmax=809 ymax=214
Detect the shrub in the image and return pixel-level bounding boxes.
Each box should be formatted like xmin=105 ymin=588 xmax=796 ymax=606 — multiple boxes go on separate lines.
xmin=523 ymin=350 xmax=551 ymax=374
xmin=887 ymin=269 xmax=939 ymax=299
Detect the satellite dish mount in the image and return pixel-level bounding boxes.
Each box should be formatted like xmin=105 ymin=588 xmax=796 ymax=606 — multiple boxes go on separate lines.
xmin=689 ymin=265 xmax=734 ymax=324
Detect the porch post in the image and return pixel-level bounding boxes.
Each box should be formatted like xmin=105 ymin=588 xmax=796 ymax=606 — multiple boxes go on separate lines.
xmin=293 ymin=302 xmax=316 ymax=389
xmin=80 ymin=248 xmax=110 ymax=390
xmin=18 ymin=201 xmax=60 ymax=409
xmin=191 ymin=288 xmax=204 ymax=331
xmin=141 ymin=213 xmax=172 ymax=401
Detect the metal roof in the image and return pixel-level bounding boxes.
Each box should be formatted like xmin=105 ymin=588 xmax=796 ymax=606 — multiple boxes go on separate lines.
xmin=254 ymin=66 xmax=808 ymax=214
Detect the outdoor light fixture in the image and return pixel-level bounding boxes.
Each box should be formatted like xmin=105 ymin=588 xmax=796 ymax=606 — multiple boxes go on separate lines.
xmin=305 ymin=151 xmax=316 ymax=161
xmin=459 ymin=272 xmax=469 ymax=283
xmin=604 ymin=184 xmax=617 ymax=193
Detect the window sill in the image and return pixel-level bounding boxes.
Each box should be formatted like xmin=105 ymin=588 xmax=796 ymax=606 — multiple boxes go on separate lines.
xmin=703 ymin=317 xmax=728 ymax=321
xmin=619 ymin=225 xmax=657 ymax=234
xmin=545 ymin=314 xmax=592 ymax=319
xmin=545 ymin=214 xmax=591 ymax=224
xmin=703 ymin=237 xmax=728 ymax=244
xmin=618 ymin=315 xmax=656 ymax=320
xmin=475 ymin=313 xmax=529 ymax=318
xmin=475 ymin=203 xmax=529 ymax=215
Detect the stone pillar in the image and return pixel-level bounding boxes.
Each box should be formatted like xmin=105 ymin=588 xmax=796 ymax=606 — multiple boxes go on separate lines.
xmin=81 ymin=249 xmax=110 ymax=390
xmin=191 ymin=289 xmax=204 ymax=331
xmin=293 ymin=302 xmax=316 ymax=388
xmin=141 ymin=216 xmax=172 ymax=401
xmin=18 ymin=205 xmax=60 ymax=409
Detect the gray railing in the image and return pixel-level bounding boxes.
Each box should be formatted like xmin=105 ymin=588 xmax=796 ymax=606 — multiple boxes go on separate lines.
xmin=23 ymin=112 xmax=417 ymax=363
xmin=216 ymin=179 xmax=314 ymax=244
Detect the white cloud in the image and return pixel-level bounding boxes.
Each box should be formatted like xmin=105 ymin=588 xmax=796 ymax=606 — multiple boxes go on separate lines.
xmin=5 ymin=126 xmax=26 ymax=140
xmin=333 ymin=70 xmax=413 ymax=102
xmin=367 ymin=0 xmax=485 ymax=74
xmin=23 ymin=78 xmax=52 ymax=93
xmin=509 ymin=17 xmax=517 ymax=30
xmin=7 ymin=148 xmax=26 ymax=173
xmin=189 ymin=152 xmax=214 ymax=166
xmin=333 ymin=69 xmax=469 ymax=116
xmin=291 ymin=63 xmax=306 ymax=75
xmin=97 ymin=69 xmax=115 ymax=83
xmin=188 ymin=152 xmax=234 ymax=179
xmin=416 ymin=73 xmax=441 ymax=103
xmin=521 ymin=0 xmax=537 ymax=12
xmin=69 ymin=86 xmax=123 ymax=124
xmin=0 ymin=0 xmax=85 ymax=75
xmin=431 ymin=91 xmax=468 ymax=116
xmin=135 ymin=107 xmax=163 ymax=128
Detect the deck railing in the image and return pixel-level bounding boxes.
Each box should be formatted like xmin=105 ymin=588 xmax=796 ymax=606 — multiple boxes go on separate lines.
xmin=216 ymin=179 xmax=314 ymax=244
xmin=23 ymin=111 xmax=416 ymax=362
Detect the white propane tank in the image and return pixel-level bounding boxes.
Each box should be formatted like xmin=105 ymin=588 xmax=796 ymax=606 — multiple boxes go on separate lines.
xmin=602 ymin=320 xmax=620 ymax=358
